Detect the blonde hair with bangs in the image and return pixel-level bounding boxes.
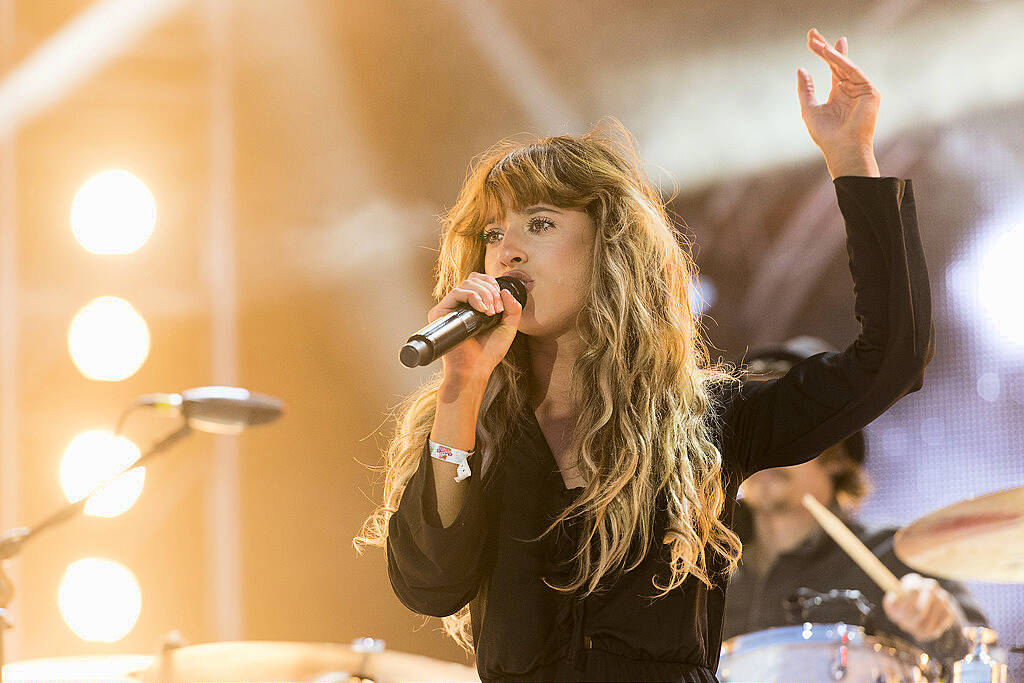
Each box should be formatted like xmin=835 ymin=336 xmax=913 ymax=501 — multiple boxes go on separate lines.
xmin=355 ymin=120 xmax=742 ymax=652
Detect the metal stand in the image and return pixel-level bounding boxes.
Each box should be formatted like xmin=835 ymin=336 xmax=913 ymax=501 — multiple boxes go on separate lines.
xmin=0 ymin=422 xmax=193 ymax=681
xmin=954 ymin=627 xmax=1008 ymax=683
xmin=0 ymin=608 xmax=8 ymax=683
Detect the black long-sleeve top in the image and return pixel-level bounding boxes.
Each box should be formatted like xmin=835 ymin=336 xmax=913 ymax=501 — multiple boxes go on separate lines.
xmin=386 ymin=176 xmax=934 ymax=682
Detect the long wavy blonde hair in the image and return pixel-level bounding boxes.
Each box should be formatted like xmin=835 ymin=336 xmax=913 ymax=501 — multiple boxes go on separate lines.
xmin=355 ymin=120 xmax=741 ymax=652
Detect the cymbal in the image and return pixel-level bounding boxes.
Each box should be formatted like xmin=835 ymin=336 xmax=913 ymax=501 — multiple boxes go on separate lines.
xmin=3 ymin=654 xmax=153 ymax=681
xmin=894 ymin=486 xmax=1024 ymax=583
xmin=137 ymin=640 xmax=479 ymax=682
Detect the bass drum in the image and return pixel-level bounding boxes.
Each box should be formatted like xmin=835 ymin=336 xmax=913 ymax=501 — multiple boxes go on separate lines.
xmin=718 ymin=623 xmax=937 ymax=683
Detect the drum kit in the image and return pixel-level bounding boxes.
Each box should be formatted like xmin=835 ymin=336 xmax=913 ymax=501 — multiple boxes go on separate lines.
xmin=1 ymin=638 xmax=480 ymax=682
xmin=0 ymin=487 xmax=1020 ymax=682
xmin=720 ymin=486 xmax=1024 ymax=683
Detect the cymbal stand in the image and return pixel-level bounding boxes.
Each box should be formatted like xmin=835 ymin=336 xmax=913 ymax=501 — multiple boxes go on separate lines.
xmin=0 ymin=423 xmax=193 ymax=683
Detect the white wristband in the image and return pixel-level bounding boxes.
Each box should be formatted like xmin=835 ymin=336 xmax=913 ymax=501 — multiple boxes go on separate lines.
xmin=429 ymin=439 xmax=473 ymax=482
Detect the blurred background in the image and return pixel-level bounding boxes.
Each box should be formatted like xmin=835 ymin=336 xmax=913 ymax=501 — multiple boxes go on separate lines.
xmin=0 ymin=0 xmax=1022 ymax=678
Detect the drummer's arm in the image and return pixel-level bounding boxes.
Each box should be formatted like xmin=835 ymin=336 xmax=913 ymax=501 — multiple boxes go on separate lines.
xmin=884 ymin=572 xmax=987 ymax=658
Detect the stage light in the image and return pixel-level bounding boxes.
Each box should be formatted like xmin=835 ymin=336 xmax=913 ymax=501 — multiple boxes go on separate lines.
xmin=976 ymin=221 xmax=1024 ymax=346
xmin=60 ymin=430 xmax=144 ymax=517
xmin=58 ymin=558 xmax=142 ymax=642
xmin=689 ymin=275 xmax=716 ymax=316
xmin=68 ymin=296 xmax=150 ymax=381
xmin=977 ymin=372 xmax=1001 ymax=402
xmin=71 ymin=170 xmax=156 ymax=255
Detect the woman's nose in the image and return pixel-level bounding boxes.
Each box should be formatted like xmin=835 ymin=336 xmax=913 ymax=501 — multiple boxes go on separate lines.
xmin=498 ymin=233 xmax=527 ymax=266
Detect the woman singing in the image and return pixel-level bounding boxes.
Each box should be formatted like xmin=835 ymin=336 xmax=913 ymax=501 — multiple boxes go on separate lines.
xmin=356 ymin=29 xmax=932 ymax=682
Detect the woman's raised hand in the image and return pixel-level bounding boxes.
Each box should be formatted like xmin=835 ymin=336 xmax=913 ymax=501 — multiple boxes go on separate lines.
xmin=797 ymin=29 xmax=881 ymax=178
xmin=428 ymin=272 xmax=523 ymax=385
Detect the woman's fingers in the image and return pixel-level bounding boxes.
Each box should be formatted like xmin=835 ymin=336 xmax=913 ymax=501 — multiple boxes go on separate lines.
xmin=808 ymin=28 xmax=869 ymax=85
xmin=830 ymin=37 xmax=847 ymax=90
xmin=431 ymin=273 xmax=507 ymax=323
xmin=450 ymin=287 xmax=492 ymax=315
xmin=837 ymin=79 xmax=877 ymax=98
xmin=462 ymin=273 xmax=505 ymax=314
xmin=797 ymin=68 xmax=818 ymax=114
xmin=497 ymin=289 xmax=522 ymax=330
xmin=467 ymin=272 xmax=503 ymax=312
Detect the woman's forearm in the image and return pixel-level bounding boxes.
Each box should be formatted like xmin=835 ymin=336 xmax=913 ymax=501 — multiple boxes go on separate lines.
xmin=430 ymin=375 xmax=487 ymax=527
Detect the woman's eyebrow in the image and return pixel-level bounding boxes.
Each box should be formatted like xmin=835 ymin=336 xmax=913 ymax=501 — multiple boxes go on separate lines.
xmin=522 ymin=205 xmax=563 ymax=215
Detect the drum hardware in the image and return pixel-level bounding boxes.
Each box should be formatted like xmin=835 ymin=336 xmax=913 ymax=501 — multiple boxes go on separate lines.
xmin=784 ymin=587 xmax=873 ymax=626
xmin=894 ymin=486 xmax=1024 ymax=584
xmin=134 ymin=639 xmax=479 ymax=682
xmin=350 ymin=637 xmax=386 ymax=681
xmin=953 ymin=627 xmax=1008 ymax=683
xmin=717 ymin=622 xmax=935 ymax=683
xmin=729 ymin=490 xmax=1024 ymax=683
xmin=831 ymin=621 xmax=850 ymax=681
xmin=0 ymin=423 xmax=193 ymax=681
xmin=0 ymin=388 xmax=282 ymax=679
xmin=2 ymin=654 xmax=154 ymax=682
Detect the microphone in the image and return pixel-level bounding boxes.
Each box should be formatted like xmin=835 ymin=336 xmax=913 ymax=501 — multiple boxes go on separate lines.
xmin=135 ymin=386 xmax=284 ymax=434
xmin=400 ymin=275 xmax=528 ymax=368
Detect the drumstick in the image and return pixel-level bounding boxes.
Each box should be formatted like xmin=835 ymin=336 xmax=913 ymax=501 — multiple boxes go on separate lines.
xmin=801 ymin=493 xmax=902 ymax=594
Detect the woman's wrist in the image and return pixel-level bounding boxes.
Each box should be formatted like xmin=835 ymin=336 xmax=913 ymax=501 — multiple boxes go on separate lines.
xmin=432 ymin=374 xmax=488 ymax=454
xmin=822 ymin=145 xmax=880 ymax=179
xmin=438 ymin=371 xmax=490 ymax=402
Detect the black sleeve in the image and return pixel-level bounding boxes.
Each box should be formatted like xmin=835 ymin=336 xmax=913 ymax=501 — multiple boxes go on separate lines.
xmin=721 ymin=177 xmax=935 ymax=478
xmin=385 ymin=442 xmax=496 ymax=617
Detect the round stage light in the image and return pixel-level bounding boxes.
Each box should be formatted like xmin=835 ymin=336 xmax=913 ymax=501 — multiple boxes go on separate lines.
xmin=71 ymin=170 xmax=156 ymax=254
xmin=947 ymin=214 xmax=1024 ymax=355
xmin=58 ymin=558 xmax=142 ymax=642
xmin=977 ymin=222 xmax=1024 ymax=346
xmin=68 ymin=297 xmax=150 ymax=381
xmin=60 ymin=430 xmax=144 ymax=517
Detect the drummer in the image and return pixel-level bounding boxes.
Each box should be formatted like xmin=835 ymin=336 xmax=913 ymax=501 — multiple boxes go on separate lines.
xmin=721 ymin=337 xmax=988 ymax=661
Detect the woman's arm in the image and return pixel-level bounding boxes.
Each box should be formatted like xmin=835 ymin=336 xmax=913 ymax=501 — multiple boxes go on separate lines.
xmin=721 ymin=32 xmax=934 ymax=476
xmin=385 ymin=276 xmax=520 ymax=616
xmin=385 ymin=375 xmax=494 ymax=617
xmin=429 ymin=375 xmax=488 ymax=526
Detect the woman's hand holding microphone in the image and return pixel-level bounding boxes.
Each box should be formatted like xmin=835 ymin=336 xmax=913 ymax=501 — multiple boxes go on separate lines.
xmin=427 ymin=273 xmax=522 ymax=526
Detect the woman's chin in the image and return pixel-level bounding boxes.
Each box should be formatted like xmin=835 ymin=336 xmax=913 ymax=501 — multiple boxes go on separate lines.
xmin=514 ymin=305 xmax=583 ymax=340
xmin=515 ymin=319 xmax=540 ymax=337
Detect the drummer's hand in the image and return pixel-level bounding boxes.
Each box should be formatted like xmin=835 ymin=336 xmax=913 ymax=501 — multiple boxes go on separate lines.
xmin=797 ymin=29 xmax=880 ymax=178
xmin=883 ymin=573 xmax=958 ymax=643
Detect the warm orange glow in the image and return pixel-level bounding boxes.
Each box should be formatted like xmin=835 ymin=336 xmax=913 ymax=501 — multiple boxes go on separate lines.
xmin=60 ymin=430 xmax=144 ymax=517
xmin=58 ymin=558 xmax=142 ymax=642
xmin=71 ymin=170 xmax=156 ymax=255
xmin=68 ymin=297 xmax=150 ymax=381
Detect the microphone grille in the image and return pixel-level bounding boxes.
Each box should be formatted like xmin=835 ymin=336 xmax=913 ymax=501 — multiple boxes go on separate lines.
xmin=495 ymin=276 xmax=528 ymax=307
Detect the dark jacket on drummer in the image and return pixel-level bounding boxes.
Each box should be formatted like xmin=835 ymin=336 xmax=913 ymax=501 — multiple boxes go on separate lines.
xmin=721 ymin=337 xmax=987 ymax=662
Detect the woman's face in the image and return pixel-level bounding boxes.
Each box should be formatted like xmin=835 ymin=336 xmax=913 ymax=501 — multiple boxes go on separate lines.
xmin=482 ymin=204 xmax=596 ymax=339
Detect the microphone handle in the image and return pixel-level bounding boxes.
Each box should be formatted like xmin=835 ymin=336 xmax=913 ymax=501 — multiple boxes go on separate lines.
xmin=400 ymin=275 xmax=528 ymax=368
xmin=401 ymin=306 xmax=500 ymax=367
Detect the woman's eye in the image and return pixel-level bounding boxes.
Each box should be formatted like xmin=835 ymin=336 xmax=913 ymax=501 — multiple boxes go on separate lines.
xmin=482 ymin=228 xmax=503 ymax=245
xmin=528 ymin=217 xmax=554 ymax=233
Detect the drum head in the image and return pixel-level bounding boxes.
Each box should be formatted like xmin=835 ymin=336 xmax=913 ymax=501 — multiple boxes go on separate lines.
xmin=718 ymin=623 xmax=935 ymax=683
